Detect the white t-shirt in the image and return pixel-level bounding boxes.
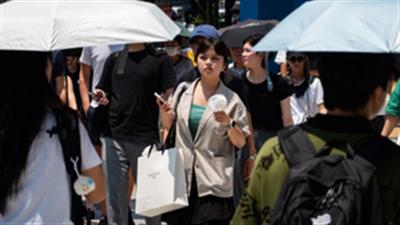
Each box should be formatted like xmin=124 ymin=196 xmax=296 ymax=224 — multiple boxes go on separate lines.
xmin=1 ymin=112 xmax=102 ymax=225
xmin=291 ymin=78 xmax=324 ymax=125
xmin=79 ymin=45 xmax=124 ymax=92
xmin=274 ymin=51 xmax=287 ymax=64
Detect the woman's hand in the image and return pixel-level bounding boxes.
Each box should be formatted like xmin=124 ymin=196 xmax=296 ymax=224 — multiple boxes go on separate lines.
xmin=214 ymin=110 xmax=246 ymax=148
xmin=93 ymin=89 xmax=109 ymax=106
xmin=213 ymin=111 xmax=231 ymax=126
xmin=156 ymin=98 xmax=172 ymax=113
xmin=156 ymin=98 xmax=174 ymax=130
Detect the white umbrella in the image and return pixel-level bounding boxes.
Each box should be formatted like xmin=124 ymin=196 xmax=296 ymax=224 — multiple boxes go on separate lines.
xmin=0 ymin=0 xmax=180 ymax=51
xmin=253 ymin=0 xmax=400 ymax=53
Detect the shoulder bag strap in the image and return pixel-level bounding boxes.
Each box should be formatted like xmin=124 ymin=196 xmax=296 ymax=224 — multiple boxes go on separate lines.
xmin=278 ymin=125 xmax=316 ymax=167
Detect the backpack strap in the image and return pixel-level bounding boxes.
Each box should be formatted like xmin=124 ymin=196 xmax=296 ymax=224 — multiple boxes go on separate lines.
xmin=55 ymin=109 xmax=85 ymax=225
xmin=278 ymin=126 xmax=316 ymax=167
xmin=116 ymin=45 xmax=129 ymax=77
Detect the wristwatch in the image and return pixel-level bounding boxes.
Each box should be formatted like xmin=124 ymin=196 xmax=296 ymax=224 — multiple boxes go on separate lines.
xmin=249 ymin=154 xmax=257 ymax=160
xmin=228 ymin=119 xmax=236 ymax=129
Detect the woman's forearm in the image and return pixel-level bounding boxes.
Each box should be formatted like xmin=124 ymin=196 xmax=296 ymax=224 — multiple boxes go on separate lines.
xmin=280 ymin=97 xmax=293 ymax=127
xmin=228 ymin=125 xmax=246 ymax=148
xmin=381 ymin=115 xmax=399 ymax=136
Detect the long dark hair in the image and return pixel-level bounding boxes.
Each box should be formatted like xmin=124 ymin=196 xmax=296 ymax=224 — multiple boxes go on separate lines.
xmin=0 ymin=51 xmax=67 ymax=214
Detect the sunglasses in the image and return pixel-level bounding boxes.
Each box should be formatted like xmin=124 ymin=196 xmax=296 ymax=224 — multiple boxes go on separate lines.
xmin=289 ymin=56 xmax=305 ymax=63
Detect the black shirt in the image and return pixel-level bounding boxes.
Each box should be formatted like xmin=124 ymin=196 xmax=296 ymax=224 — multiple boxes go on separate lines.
xmin=244 ymin=73 xmax=292 ymax=130
xmin=97 ymin=48 xmax=176 ymax=142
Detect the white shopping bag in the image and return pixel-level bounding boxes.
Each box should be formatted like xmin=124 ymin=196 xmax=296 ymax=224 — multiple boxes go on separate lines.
xmin=135 ymin=145 xmax=188 ymax=217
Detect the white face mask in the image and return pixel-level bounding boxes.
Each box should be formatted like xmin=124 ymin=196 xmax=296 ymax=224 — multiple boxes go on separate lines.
xmin=164 ymin=46 xmax=180 ymax=57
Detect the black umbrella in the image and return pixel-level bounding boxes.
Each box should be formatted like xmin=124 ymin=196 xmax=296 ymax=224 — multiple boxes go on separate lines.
xmin=219 ymin=19 xmax=278 ymax=48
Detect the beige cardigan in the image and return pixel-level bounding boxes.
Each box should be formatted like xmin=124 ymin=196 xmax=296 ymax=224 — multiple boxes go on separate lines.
xmin=171 ymin=79 xmax=249 ymax=198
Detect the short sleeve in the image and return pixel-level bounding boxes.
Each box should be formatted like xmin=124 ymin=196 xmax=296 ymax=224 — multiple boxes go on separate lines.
xmin=386 ymin=81 xmax=400 ymax=116
xmin=276 ymin=75 xmax=293 ymax=101
xmin=95 ymin=52 xmax=117 ymax=92
xmin=79 ymin=121 xmax=102 ymax=171
xmin=231 ymin=95 xmax=250 ymax=136
xmin=274 ymin=51 xmax=287 ymax=64
xmin=79 ymin=47 xmax=92 ymax=66
xmin=225 ymin=70 xmax=249 ymax=109
xmin=158 ymin=55 xmax=177 ymax=92
xmin=314 ymin=78 xmax=324 ymax=105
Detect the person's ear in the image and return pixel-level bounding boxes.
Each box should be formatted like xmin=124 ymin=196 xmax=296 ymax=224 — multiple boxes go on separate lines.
xmin=370 ymin=86 xmax=387 ymax=115
xmin=371 ymin=86 xmax=382 ymax=102
xmin=223 ymin=60 xmax=228 ymax=70
xmin=256 ymin=52 xmax=265 ymax=59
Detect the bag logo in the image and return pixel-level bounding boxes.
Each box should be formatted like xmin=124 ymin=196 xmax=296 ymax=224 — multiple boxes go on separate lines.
xmin=311 ymin=213 xmax=331 ymax=225
xmin=148 ymin=171 xmax=161 ymax=179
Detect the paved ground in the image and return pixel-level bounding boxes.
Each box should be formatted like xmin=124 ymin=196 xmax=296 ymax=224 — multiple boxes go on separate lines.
xmin=87 ymin=199 xmax=167 ymax=225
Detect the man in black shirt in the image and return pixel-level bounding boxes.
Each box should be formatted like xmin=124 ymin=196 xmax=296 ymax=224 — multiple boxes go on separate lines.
xmin=94 ymin=43 xmax=176 ymax=225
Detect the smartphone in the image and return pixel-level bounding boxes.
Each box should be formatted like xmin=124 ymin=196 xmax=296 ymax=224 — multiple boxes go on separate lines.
xmin=154 ymin=92 xmax=166 ymax=104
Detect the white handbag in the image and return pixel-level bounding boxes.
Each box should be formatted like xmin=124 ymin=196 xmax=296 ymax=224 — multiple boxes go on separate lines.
xmin=135 ymin=144 xmax=188 ymax=217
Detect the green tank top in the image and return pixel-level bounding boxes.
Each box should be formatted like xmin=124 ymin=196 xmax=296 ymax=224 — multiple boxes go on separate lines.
xmin=189 ymin=104 xmax=206 ymax=139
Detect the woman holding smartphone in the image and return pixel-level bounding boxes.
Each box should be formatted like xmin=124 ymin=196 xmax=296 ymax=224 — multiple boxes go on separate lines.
xmin=158 ymin=39 xmax=250 ymax=225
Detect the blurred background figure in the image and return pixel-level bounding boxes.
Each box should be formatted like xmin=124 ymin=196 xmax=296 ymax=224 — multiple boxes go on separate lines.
xmin=241 ymin=34 xmax=293 ymax=149
xmin=59 ymin=48 xmax=82 ymax=113
xmin=186 ymin=24 xmax=220 ymax=66
xmin=228 ymin=47 xmax=245 ymax=75
xmin=285 ymin=52 xmax=325 ymax=125
xmin=164 ymin=34 xmax=194 ymax=82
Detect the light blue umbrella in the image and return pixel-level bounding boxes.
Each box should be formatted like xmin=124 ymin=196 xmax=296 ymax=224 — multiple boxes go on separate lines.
xmin=253 ymin=0 xmax=400 ymax=53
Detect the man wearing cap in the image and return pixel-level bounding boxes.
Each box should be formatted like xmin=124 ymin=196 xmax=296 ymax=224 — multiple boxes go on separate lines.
xmin=183 ymin=24 xmax=221 ymax=66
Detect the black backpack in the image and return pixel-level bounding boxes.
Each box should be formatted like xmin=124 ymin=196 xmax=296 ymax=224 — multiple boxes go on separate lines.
xmin=271 ymin=126 xmax=385 ymax=225
xmin=54 ymin=109 xmax=85 ymax=225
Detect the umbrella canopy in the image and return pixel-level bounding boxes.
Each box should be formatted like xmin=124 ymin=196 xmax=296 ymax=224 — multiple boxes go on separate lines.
xmin=0 ymin=0 xmax=180 ymax=51
xmin=253 ymin=1 xmax=400 ymax=53
xmin=175 ymin=22 xmax=192 ymax=38
xmin=219 ymin=19 xmax=278 ymax=48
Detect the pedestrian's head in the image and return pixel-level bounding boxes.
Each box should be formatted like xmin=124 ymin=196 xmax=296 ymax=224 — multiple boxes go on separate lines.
xmin=164 ymin=36 xmax=184 ymax=57
xmin=190 ymin=25 xmax=219 ymax=55
xmin=242 ymin=34 xmax=266 ymax=69
xmin=155 ymin=0 xmax=173 ymax=17
xmin=318 ymin=53 xmax=396 ymax=118
xmin=229 ymin=47 xmax=243 ymax=66
xmin=195 ymin=38 xmax=229 ymax=78
xmin=287 ymin=52 xmax=309 ymax=77
xmin=63 ymin=48 xmax=82 ymax=74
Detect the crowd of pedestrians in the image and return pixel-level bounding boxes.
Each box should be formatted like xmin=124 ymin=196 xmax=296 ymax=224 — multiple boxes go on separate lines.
xmin=1 ymin=1 xmax=400 ymax=225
